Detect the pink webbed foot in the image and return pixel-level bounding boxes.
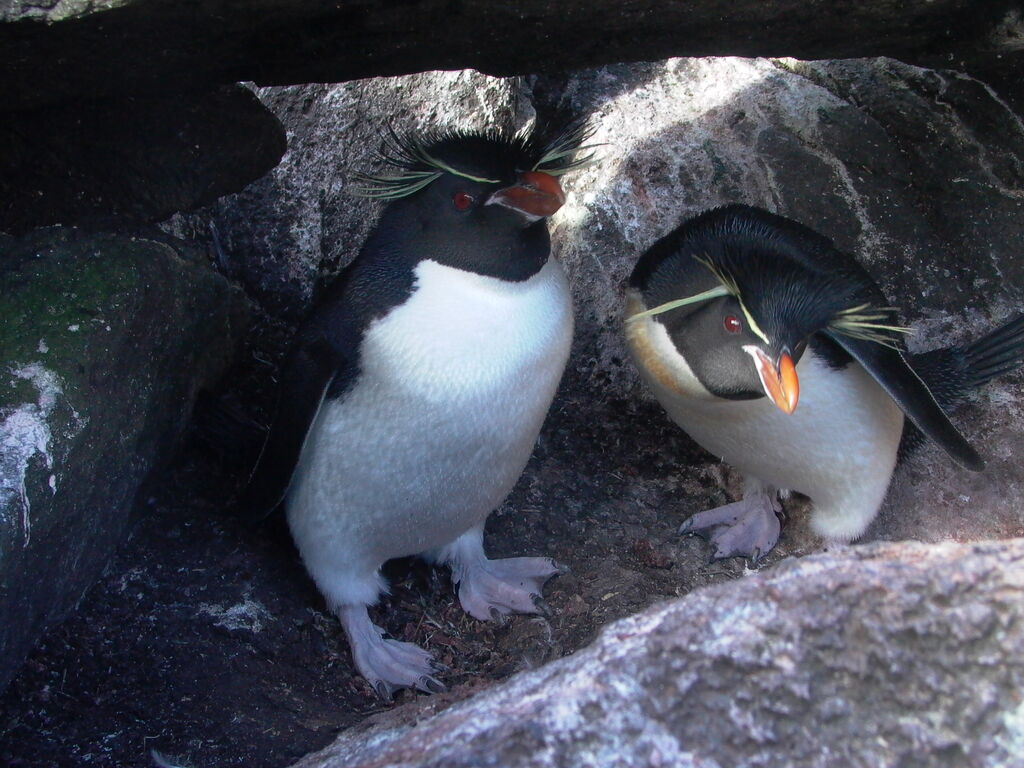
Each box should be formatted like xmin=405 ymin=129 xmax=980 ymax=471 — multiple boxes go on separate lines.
xmin=437 ymin=525 xmax=564 ymax=622
xmin=679 ymin=493 xmax=782 ymax=563
xmin=338 ymin=605 xmax=446 ymax=702
xmin=455 ymin=555 xmax=563 ymax=621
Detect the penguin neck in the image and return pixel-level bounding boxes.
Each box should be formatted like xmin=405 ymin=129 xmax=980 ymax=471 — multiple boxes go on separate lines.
xmin=372 ymin=204 xmax=552 ymax=283
xmin=438 ymin=218 xmax=552 ymax=282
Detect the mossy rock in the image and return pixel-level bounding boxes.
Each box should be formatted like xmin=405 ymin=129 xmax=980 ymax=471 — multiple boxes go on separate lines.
xmin=0 ymin=226 xmax=247 ymax=690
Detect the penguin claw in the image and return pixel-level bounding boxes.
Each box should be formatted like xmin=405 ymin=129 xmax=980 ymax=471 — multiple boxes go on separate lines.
xmin=340 ymin=606 xmax=445 ymax=700
xmin=373 ymin=680 xmax=393 ymax=704
xmin=456 ymin=555 xmax=560 ymax=621
xmin=418 ymin=675 xmax=447 ymax=694
xmin=531 ymin=594 xmax=553 ymax=618
xmin=489 ymin=606 xmax=509 ymax=625
xmin=682 ymin=494 xmax=782 ymax=562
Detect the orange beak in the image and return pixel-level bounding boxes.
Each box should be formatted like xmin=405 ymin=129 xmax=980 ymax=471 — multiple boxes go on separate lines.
xmin=486 ymin=171 xmax=565 ymax=219
xmin=745 ymin=346 xmax=800 ymax=414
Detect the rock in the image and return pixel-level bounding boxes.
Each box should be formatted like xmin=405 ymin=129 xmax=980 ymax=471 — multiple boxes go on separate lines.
xmin=0 ymin=1 xmax=1019 ymax=111
xmin=541 ymin=56 xmax=1024 ymax=549
xmin=0 ymin=85 xmax=286 ymax=235
xmin=166 ymin=71 xmax=527 ymax=313
xmin=288 ymin=539 xmax=1024 ymax=768
xmin=0 ymin=226 xmax=247 ymax=691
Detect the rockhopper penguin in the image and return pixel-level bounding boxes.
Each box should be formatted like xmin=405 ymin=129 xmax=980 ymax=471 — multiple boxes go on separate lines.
xmin=625 ymin=204 xmax=1024 ymax=562
xmin=240 ymin=120 xmax=593 ymax=698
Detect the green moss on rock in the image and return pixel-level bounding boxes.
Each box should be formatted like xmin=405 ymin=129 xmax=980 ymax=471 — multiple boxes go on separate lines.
xmin=0 ymin=225 xmax=248 ymax=691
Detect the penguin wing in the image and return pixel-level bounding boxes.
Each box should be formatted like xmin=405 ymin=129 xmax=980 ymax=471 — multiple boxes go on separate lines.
xmin=237 ymin=336 xmax=341 ymax=521
xmin=824 ymin=331 xmax=984 ymax=471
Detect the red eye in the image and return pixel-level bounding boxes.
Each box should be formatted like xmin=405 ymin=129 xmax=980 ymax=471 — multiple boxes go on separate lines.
xmin=724 ymin=315 xmax=742 ymax=334
xmin=452 ymin=192 xmax=473 ymax=211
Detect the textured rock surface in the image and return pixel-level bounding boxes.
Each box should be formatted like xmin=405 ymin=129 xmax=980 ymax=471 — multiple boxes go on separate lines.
xmin=0 ymin=1 xmax=1019 ymax=111
xmin=166 ymin=71 xmax=528 ymax=314
xmin=290 ymin=539 xmax=1024 ymax=768
xmin=0 ymin=85 xmax=285 ymax=235
xmin=0 ymin=226 xmax=246 ymax=691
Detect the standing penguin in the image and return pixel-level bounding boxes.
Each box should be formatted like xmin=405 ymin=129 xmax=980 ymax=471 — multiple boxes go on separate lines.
xmin=625 ymin=204 xmax=1024 ymax=562
xmin=240 ymin=119 xmax=592 ymax=699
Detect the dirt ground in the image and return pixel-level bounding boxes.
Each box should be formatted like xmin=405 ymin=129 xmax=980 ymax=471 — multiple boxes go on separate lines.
xmin=0 ymin=311 xmax=810 ymax=768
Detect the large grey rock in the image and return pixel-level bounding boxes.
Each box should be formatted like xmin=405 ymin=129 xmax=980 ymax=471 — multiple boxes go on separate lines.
xmin=0 ymin=226 xmax=247 ymax=691
xmin=0 ymin=85 xmax=286 ymax=235
xmin=290 ymin=539 xmax=1024 ymax=768
xmin=0 ymin=1 xmax=1019 ymax=111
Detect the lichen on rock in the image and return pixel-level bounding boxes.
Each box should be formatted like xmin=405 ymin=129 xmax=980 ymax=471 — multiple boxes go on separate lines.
xmin=0 ymin=362 xmax=86 ymax=550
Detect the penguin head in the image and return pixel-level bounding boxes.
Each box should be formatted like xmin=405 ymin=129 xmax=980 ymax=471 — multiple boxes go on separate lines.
xmin=628 ymin=205 xmax=906 ymax=414
xmin=354 ymin=119 xmax=593 ymax=280
xmin=645 ymin=288 xmax=804 ymax=412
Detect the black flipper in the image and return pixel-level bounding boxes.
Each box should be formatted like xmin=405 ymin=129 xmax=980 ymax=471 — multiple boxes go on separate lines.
xmin=824 ymin=330 xmax=984 ymax=471
xmin=237 ymin=336 xmax=340 ymax=521
xmin=893 ymin=314 xmax=1024 ymax=464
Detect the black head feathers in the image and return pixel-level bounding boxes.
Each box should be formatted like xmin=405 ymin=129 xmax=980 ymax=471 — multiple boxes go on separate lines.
xmin=353 ymin=117 xmax=596 ymax=199
xmin=630 ymin=204 xmax=911 ymax=351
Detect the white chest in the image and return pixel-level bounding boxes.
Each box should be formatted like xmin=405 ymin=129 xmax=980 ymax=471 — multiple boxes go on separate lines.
xmin=626 ymin=305 xmax=904 ymax=505
xmin=359 ymin=257 xmax=574 ymax=404
xmin=287 ymin=257 xmax=573 ymax=560
xmin=658 ymin=351 xmax=904 ymax=505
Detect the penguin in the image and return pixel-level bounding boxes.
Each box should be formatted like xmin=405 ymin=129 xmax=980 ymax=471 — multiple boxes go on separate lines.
xmin=239 ymin=119 xmax=593 ymax=699
xmin=624 ymin=204 xmax=1024 ymax=562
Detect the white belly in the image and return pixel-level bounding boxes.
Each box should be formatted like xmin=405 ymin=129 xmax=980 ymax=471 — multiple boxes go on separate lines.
xmin=631 ymin=319 xmax=905 ymax=540
xmin=660 ymin=353 xmax=904 ymax=504
xmin=287 ymin=257 xmax=573 ymax=572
